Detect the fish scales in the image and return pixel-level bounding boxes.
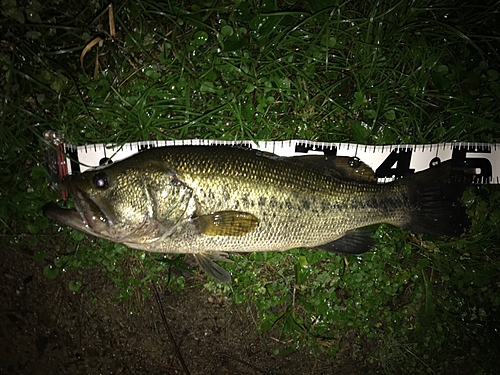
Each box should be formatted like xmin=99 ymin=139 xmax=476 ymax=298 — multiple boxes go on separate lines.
xmin=121 ymin=147 xmax=408 ymax=253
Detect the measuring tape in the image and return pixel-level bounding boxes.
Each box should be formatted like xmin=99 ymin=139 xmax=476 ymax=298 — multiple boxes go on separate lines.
xmin=44 ymin=137 xmax=500 ymax=199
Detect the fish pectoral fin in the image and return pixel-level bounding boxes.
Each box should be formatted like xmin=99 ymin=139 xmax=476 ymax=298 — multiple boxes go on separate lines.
xmin=194 ymin=211 xmax=259 ymax=237
xmin=316 ymin=230 xmax=375 ymax=254
xmin=194 ymin=253 xmax=232 ymax=283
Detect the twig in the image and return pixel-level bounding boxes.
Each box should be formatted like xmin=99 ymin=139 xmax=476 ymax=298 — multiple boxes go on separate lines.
xmin=404 ymin=347 xmax=436 ymax=374
xmin=151 ymin=282 xmax=190 ymax=375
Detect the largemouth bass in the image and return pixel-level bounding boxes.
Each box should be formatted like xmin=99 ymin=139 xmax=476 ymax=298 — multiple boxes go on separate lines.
xmin=43 ymin=146 xmax=471 ymax=282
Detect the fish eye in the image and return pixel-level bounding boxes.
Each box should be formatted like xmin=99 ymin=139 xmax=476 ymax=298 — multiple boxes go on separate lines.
xmin=93 ymin=171 xmax=110 ymax=189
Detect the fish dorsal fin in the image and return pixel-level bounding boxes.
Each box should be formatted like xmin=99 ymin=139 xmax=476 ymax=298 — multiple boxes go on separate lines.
xmin=293 ymin=155 xmax=376 ymax=182
xmin=194 ymin=211 xmax=259 ymax=236
xmin=316 ymin=230 xmax=375 ymax=254
xmin=194 ymin=252 xmax=233 ymax=283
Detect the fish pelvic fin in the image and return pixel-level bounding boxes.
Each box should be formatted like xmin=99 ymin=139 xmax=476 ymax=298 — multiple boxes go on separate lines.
xmin=194 ymin=252 xmax=233 ymax=283
xmin=400 ymin=160 xmax=473 ymax=237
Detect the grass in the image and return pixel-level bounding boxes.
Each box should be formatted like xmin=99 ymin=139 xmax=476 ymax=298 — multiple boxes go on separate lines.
xmin=1 ymin=0 xmax=500 ymax=373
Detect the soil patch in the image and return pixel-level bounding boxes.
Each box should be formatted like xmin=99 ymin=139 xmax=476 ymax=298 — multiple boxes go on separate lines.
xmin=0 ymin=245 xmax=370 ymax=375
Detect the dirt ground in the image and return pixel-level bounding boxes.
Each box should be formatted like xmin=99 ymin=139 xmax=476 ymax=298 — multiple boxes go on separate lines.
xmin=0 ymin=243 xmax=373 ymax=375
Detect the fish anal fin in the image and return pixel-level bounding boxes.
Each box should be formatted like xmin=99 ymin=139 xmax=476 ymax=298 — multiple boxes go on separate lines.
xmin=194 ymin=211 xmax=259 ymax=237
xmin=194 ymin=252 xmax=232 ymax=283
xmin=316 ymin=231 xmax=375 ymax=254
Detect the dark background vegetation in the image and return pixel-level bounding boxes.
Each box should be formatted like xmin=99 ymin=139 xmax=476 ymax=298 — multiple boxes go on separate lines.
xmin=1 ymin=0 xmax=499 ymax=374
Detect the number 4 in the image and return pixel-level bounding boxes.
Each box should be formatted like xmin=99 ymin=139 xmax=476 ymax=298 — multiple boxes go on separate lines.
xmin=375 ymin=150 xmax=415 ymax=179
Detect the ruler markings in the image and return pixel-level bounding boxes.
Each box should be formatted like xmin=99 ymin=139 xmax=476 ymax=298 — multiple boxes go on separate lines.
xmin=54 ymin=140 xmax=500 ymax=184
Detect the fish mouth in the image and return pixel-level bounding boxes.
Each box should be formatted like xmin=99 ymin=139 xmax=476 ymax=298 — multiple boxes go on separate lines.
xmin=43 ymin=182 xmax=115 ymax=237
xmin=43 ymin=202 xmax=100 ymax=237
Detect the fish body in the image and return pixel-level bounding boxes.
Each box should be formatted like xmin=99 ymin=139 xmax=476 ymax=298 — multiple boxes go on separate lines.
xmin=44 ymin=146 xmax=471 ymax=281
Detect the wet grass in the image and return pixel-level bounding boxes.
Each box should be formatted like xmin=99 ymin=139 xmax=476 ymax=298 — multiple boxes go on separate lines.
xmin=1 ymin=0 xmax=500 ymax=373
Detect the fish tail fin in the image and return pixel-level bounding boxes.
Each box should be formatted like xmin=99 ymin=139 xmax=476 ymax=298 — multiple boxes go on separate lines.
xmin=399 ymin=161 xmax=473 ymax=237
